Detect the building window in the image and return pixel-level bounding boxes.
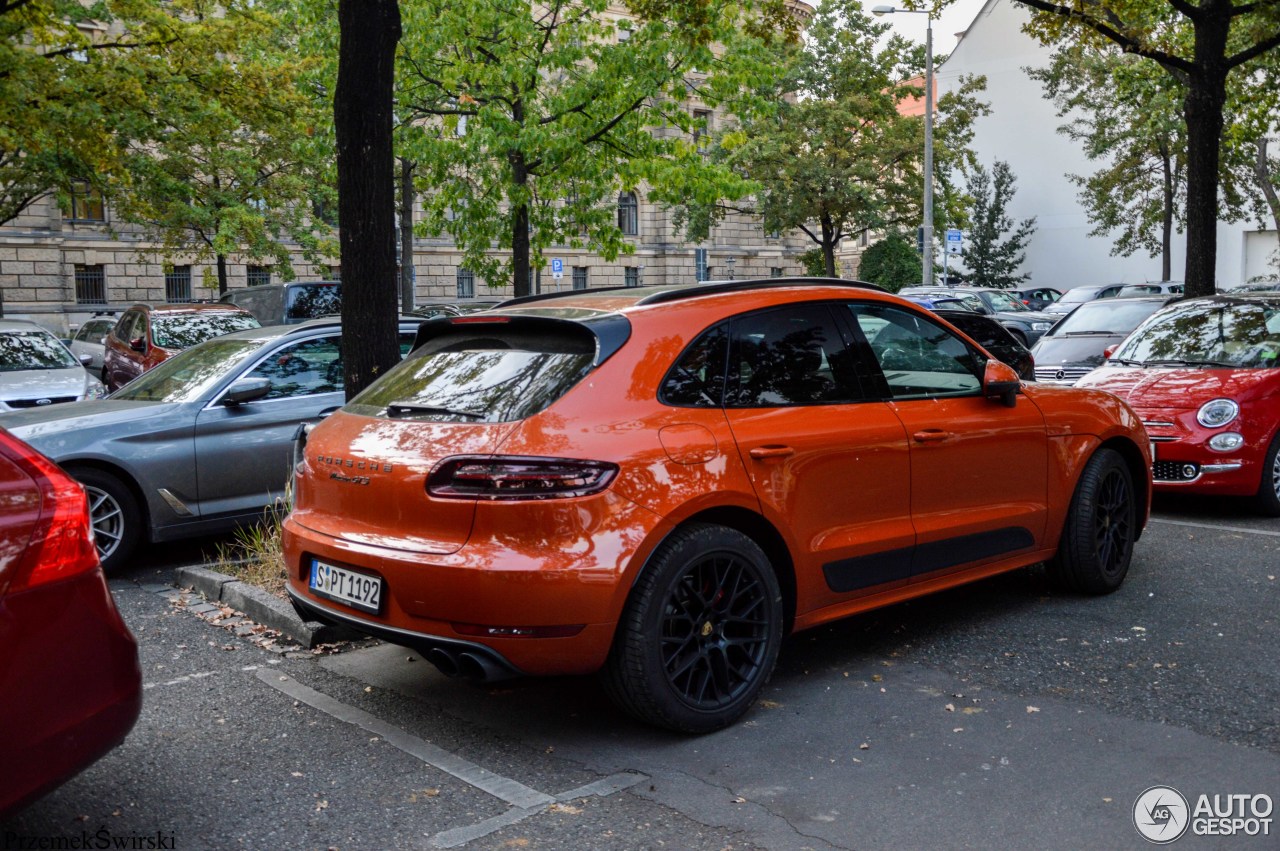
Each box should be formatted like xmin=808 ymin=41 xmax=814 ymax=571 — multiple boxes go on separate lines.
xmin=572 ymin=266 xmax=588 ymax=290
xmin=456 ymin=267 xmax=475 ymax=298
xmin=624 ymin=267 xmax=639 ymax=288
xmin=617 ymin=192 xmax=638 ymax=236
xmin=247 ymin=265 xmax=271 ymax=287
xmin=326 ymin=265 xmax=341 ymax=281
xmin=770 ymin=267 xmax=784 ymax=278
xmin=694 ymin=248 xmax=709 ymax=282
xmin=693 ymin=109 xmax=712 ymax=154
xmin=74 ymin=264 xmax=106 ymax=305
xmin=165 ymin=266 xmax=193 ymax=303
xmin=68 ymin=180 xmax=105 ymax=222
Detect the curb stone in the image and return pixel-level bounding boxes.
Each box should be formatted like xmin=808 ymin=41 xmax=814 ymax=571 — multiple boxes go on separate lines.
xmin=175 ymin=565 xmax=362 ymax=648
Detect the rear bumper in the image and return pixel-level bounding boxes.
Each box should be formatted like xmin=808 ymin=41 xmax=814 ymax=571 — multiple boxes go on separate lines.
xmin=0 ymin=570 xmax=142 ymax=818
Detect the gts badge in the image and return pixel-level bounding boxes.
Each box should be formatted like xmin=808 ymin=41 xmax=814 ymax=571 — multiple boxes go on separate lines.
xmin=330 ymin=471 xmax=370 ymax=486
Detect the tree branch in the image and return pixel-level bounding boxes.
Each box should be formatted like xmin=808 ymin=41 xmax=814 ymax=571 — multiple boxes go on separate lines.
xmin=1014 ymin=0 xmax=1195 ymax=77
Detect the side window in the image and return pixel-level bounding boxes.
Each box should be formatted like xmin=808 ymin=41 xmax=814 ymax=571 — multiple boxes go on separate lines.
xmin=849 ymin=304 xmax=982 ymax=400
xmin=726 ymin=304 xmax=863 ymax=407
xmin=91 ymin=321 xmax=112 ymax=344
xmin=660 ymin=323 xmax=728 ymax=407
xmin=114 ymin=312 xmax=139 ymax=342
xmin=244 ymin=337 xmax=344 ymax=400
xmin=957 ymin=294 xmax=985 ymax=313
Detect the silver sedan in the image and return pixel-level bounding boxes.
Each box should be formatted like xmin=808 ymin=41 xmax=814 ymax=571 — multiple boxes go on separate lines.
xmin=0 ymin=318 xmax=421 ymax=572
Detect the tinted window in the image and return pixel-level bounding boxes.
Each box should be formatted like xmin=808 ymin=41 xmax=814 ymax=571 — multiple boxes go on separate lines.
xmin=661 ymin=324 xmax=728 ymax=407
xmin=151 ymin=311 xmax=261 ymax=349
xmin=943 ymin=313 xmax=1012 ymax=354
xmin=348 ymin=327 xmax=594 ymax=422
xmin=726 ymin=304 xmax=862 ymax=407
xmin=850 ymin=304 xmax=982 ymax=399
xmin=286 ymin=284 xmax=341 ymax=320
xmin=0 ymin=329 xmax=79 ymax=371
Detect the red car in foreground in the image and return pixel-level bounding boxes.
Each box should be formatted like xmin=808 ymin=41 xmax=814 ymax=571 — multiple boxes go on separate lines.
xmin=0 ymin=428 xmax=141 ymax=817
xmin=1077 ymin=293 xmax=1280 ymax=515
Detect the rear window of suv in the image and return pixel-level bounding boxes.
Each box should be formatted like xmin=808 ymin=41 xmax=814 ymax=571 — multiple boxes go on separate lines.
xmin=346 ymin=324 xmax=596 ymax=423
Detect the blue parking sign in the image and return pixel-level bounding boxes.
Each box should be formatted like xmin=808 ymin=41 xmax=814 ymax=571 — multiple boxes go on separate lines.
xmin=551 ymin=258 xmax=563 ymax=277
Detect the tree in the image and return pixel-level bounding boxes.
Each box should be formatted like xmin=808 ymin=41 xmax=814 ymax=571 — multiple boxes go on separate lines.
xmin=1008 ymin=0 xmax=1280 ymax=297
xmin=857 ymin=233 xmax=921 ymax=292
xmin=961 ymin=160 xmax=1037 ymax=287
xmin=716 ymin=0 xmax=987 ymax=277
xmin=395 ymin=0 xmax=788 ymax=297
xmin=109 ymin=6 xmax=335 ymax=295
xmin=335 ymin=0 xmax=401 ymax=397
xmin=0 ymin=0 xmax=200 ymax=225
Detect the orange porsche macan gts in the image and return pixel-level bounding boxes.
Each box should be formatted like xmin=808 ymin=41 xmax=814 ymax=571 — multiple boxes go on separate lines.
xmin=284 ymin=279 xmax=1151 ymax=732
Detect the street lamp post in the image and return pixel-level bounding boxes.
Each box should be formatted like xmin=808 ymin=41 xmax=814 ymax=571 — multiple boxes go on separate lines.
xmin=872 ymin=5 xmax=933 ymax=288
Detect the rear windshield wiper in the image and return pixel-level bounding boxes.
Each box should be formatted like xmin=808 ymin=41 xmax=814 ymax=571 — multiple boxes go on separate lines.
xmin=387 ymin=401 xmax=486 ymax=419
xmin=1108 ymin=357 xmax=1143 ymax=366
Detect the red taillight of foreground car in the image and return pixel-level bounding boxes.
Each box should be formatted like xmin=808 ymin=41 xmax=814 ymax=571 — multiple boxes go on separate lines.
xmin=427 ymin=456 xmax=618 ymax=500
xmin=0 ymin=431 xmax=100 ymax=594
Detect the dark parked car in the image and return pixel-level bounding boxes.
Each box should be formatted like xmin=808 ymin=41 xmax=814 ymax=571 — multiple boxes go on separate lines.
xmin=219 ymin=280 xmax=342 ymax=326
xmin=935 ymin=309 xmax=1035 ymax=381
xmin=1030 ymin=296 xmax=1177 ymax=385
xmin=1 ymin=318 xmax=421 ymax=571
xmin=1043 ymin=283 xmax=1127 ymax=316
xmin=898 ymin=287 xmax=1057 ymax=346
xmin=410 ymin=300 xmax=502 ymax=319
xmin=0 ymin=428 xmax=141 ymax=817
xmin=102 ymin=302 xmax=260 ymax=392
xmin=1012 ymin=287 xmax=1063 ymax=311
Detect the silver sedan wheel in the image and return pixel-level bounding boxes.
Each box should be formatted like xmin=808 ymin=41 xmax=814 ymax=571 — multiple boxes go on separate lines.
xmin=85 ymin=483 xmax=126 ymax=562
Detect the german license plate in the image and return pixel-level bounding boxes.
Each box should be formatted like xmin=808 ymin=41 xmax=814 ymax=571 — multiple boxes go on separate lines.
xmin=309 ymin=559 xmax=383 ymax=615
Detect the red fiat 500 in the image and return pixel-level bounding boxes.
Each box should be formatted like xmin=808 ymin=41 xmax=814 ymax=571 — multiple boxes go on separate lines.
xmin=284 ymin=279 xmax=1151 ymax=732
xmin=1077 ymin=293 xmax=1280 ymax=515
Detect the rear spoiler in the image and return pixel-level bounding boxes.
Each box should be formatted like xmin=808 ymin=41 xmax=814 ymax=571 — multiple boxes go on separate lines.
xmin=411 ymin=313 xmax=631 ymax=367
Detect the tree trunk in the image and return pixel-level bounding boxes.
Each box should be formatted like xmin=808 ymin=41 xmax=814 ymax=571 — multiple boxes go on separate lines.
xmin=1254 ymin=137 xmax=1280 ymax=240
xmin=335 ymin=0 xmax=401 ymax=400
xmin=510 ymin=132 xmax=531 ymax=297
xmin=1181 ymin=13 xmax=1230 ymax=298
xmin=1161 ymin=147 xmax=1173 ymax=282
xmin=216 ymin=254 xmax=228 ymax=296
xmin=821 ymin=213 xmax=837 ymax=277
xmin=399 ymin=157 xmax=416 ymax=312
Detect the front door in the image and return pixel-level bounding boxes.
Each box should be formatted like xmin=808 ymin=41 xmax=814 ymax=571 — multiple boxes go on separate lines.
xmin=846 ymin=302 xmax=1049 ymax=578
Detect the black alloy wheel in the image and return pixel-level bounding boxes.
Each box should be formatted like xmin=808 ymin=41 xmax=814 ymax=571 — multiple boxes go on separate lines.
xmin=1254 ymin=432 xmax=1280 ymax=517
xmin=604 ymin=524 xmax=783 ymax=733
xmin=1048 ymin=447 xmax=1136 ymax=594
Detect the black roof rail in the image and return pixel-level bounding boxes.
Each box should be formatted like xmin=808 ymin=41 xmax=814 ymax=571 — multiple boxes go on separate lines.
xmin=496 ymin=277 xmax=886 ymax=310
xmin=635 ymin=277 xmax=885 ymax=306
xmin=496 ymin=285 xmax=636 ymax=308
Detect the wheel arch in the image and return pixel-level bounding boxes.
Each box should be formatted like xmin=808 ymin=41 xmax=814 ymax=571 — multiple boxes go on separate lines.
xmin=666 ymin=505 xmax=798 ymax=635
xmin=59 ymin=459 xmax=153 ymax=543
xmin=1099 ymin=436 xmax=1149 ymax=540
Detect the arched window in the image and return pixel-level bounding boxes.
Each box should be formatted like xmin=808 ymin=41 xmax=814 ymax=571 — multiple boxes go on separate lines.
xmin=617 ymin=192 xmax=638 ymax=236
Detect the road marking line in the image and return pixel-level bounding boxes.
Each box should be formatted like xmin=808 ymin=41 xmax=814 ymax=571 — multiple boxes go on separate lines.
xmin=255 ymin=668 xmax=554 ymax=809
xmin=430 ymin=773 xmax=647 ymax=849
xmin=1151 ymin=517 xmax=1280 ymax=538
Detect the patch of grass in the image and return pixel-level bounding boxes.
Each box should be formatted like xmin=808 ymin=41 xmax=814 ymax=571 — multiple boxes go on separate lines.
xmin=214 ymin=492 xmax=289 ymax=598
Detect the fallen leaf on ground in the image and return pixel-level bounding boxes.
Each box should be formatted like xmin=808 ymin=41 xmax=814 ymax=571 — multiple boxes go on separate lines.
xmin=1026 ymin=706 xmax=1040 ymax=714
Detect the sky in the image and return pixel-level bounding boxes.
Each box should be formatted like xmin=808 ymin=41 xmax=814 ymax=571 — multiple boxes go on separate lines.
xmin=865 ymin=0 xmax=990 ymax=56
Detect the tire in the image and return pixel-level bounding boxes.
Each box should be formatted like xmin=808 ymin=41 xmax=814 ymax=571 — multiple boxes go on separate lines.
xmin=603 ymin=523 xmax=783 ymax=733
xmin=1047 ymin=448 xmax=1136 ymax=595
xmin=1252 ymin=432 xmax=1280 ymax=517
xmin=71 ymin=468 xmax=143 ymax=574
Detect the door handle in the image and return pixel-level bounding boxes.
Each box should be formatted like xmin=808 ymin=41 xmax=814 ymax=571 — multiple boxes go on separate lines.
xmin=912 ymin=429 xmax=951 ymax=443
xmin=749 ymin=445 xmax=795 ymax=460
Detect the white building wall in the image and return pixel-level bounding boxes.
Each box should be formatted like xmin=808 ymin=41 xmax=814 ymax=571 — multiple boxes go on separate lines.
xmin=937 ymin=0 xmax=1273 ymax=289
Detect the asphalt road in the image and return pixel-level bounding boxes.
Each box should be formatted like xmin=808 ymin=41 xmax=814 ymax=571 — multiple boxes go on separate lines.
xmin=4 ymin=496 xmax=1277 ymax=851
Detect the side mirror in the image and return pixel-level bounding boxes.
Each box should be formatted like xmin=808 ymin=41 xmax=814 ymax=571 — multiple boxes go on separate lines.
xmin=129 ymin=337 xmax=147 ymax=353
xmin=78 ymin=353 xmax=93 ymax=366
xmin=221 ymin=377 xmax=272 ymax=406
xmin=1103 ymin=344 xmax=1118 ymax=359
xmin=983 ymin=360 xmax=1022 ymax=408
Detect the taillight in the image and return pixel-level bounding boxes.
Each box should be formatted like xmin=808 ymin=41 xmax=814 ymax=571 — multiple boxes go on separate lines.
xmin=427 ymin=456 xmax=618 ymax=500
xmin=0 ymin=431 xmax=100 ymax=593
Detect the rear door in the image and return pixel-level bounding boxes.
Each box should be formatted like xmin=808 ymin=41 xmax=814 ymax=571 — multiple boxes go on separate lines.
xmin=720 ymin=302 xmax=914 ymax=609
xmin=847 ymin=303 xmax=1049 ymax=574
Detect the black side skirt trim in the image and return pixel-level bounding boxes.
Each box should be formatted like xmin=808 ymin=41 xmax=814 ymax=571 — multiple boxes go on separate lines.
xmin=823 ymin=526 xmax=1036 ymax=594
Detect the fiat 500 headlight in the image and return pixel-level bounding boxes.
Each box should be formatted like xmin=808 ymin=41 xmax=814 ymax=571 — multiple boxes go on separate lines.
xmin=1196 ymin=398 xmax=1239 ymax=428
